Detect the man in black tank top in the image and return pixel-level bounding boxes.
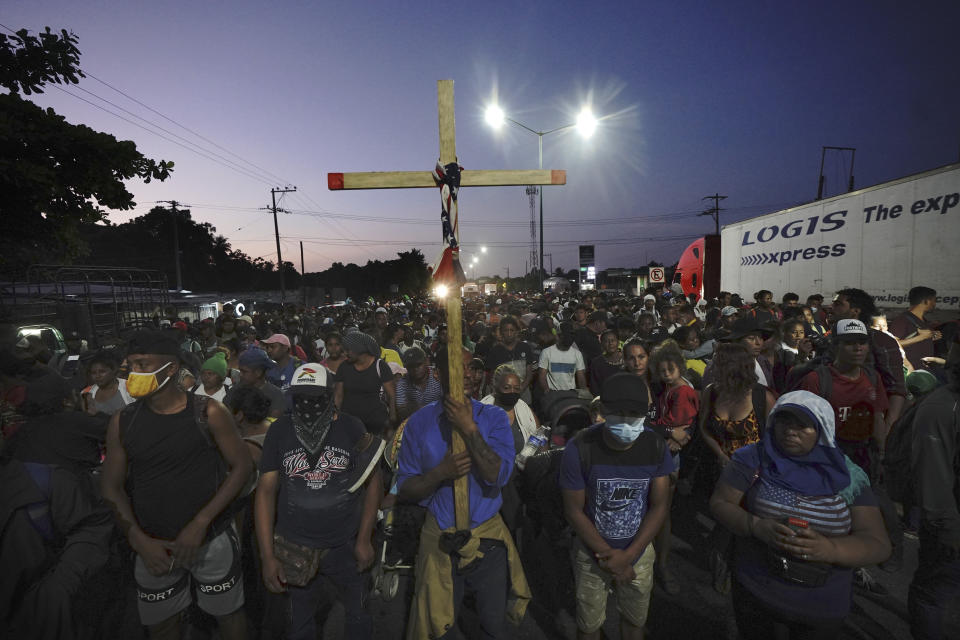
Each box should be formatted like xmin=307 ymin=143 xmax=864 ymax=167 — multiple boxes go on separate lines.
xmin=100 ymin=330 xmax=252 ymax=639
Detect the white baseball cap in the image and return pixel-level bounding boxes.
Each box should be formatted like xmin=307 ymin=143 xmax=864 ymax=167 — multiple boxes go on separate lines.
xmin=643 ymin=294 xmax=656 ymax=302
xmin=721 ymin=306 xmax=739 ymax=317
xmin=289 ymin=363 xmax=333 ymax=395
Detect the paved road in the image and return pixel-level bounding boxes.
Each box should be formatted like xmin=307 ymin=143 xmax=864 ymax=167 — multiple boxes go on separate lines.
xmin=332 ymin=493 xmax=952 ymax=640
xmin=94 ymin=494 xmax=955 ymax=638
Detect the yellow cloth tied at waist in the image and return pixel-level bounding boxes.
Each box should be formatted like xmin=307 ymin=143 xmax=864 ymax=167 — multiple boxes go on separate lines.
xmin=407 ymin=511 xmax=531 ymax=640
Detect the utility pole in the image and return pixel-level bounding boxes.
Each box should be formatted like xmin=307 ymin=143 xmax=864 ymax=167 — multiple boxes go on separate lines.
xmin=157 ymin=200 xmax=184 ymax=291
xmin=270 ymin=186 xmax=297 ymax=303
xmin=300 ymin=241 xmax=306 ymax=308
xmin=700 ymin=193 xmax=726 ymax=235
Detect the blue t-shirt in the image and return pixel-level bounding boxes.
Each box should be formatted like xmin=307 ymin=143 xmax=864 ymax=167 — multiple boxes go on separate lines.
xmin=558 ymin=424 xmax=674 ymax=550
xmin=259 ymin=413 xmax=372 ymax=548
xmin=721 ymin=444 xmax=877 ymax=619
xmin=397 ymin=399 xmax=514 ymax=530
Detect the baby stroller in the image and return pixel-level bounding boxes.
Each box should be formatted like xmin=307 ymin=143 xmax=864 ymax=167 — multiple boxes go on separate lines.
xmin=517 ymin=391 xmax=594 ymax=614
xmin=370 ymin=418 xmax=424 ymax=602
xmin=521 ymin=389 xmax=594 ymax=535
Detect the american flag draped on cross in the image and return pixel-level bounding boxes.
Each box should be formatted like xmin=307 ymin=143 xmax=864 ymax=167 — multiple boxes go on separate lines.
xmin=429 ymin=161 xmax=467 ymax=286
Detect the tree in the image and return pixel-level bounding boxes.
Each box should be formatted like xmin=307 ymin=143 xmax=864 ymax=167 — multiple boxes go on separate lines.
xmin=79 ymin=207 xmax=280 ymax=292
xmin=303 ymin=250 xmax=430 ymax=298
xmin=0 ymin=27 xmax=172 ymax=275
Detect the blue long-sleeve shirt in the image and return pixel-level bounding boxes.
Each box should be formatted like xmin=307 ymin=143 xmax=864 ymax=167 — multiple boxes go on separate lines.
xmin=397 ymin=399 xmax=514 ymax=530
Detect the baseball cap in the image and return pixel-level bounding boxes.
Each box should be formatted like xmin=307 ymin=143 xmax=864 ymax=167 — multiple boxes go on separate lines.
xmin=172 ymin=321 xmax=188 ymax=331
xmin=239 ymin=315 xmax=253 ymax=324
xmin=401 ymin=346 xmax=427 ymax=367
xmin=835 ymin=319 xmax=868 ymax=338
xmin=288 ymin=363 xmax=333 ymax=396
xmin=670 ymin=283 xmax=684 ymax=296
xmin=262 ymin=333 xmax=291 ymax=348
xmin=126 ymin=330 xmax=180 ymax=358
xmin=238 ymin=347 xmax=275 ymax=370
xmin=643 ymin=294 xmax=656 ymax=303
xmin=721 ymin=306 xmax=739 ymax=317
xmin=375 ymin=306 xmax=388 ymax=314
xmin=601 ymin=373 xmax=650 ymax=415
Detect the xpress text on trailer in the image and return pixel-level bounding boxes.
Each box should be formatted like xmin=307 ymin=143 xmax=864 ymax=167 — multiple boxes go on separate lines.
xmin=718 ymin=163 xmax=960 ymax=310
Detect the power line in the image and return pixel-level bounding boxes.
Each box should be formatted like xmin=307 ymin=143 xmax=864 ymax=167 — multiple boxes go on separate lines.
xmin=0 ymin=24 xmax=295 ymax=189
xmin=272 ymin=232 xmax=702 ymax=247
xmin=67 ymin=83 xmax=282 ymax=185
xmin=51 ymin=85 xmax=275 ymax=186
xmin=83 ymin=71 xmax=295 ymax=186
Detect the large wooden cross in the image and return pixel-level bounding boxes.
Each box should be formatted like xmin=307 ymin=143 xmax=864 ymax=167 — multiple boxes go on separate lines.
xmin=328 ymin=80 xmax=565 ymax=531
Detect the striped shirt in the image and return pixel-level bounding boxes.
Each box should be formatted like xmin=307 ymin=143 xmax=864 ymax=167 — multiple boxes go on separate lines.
xmin=750 ymin=477 xmax=852 ymax=536
xmin=720 ymin=443 xmax=877 ymax=619
xmin=395 ymin=368 xmax=443 ymax=413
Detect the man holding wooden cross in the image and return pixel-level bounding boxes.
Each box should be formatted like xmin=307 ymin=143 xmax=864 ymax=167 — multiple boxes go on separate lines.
xmin=328 ymin=79 xmax=564 ymax=639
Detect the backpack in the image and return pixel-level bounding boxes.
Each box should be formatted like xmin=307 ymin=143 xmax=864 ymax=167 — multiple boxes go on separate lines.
xmin=19 ymin=461 xmax=58 ymax=544
xmin=810 ymin=363 xmax=878 ymax=399
xmin=786 ymin=358 xmax=879 ymax=397
xmin=119 ymin=395 xmax=257 ymax=516
xmin=882 ymin=388 xmax=959 ymax=504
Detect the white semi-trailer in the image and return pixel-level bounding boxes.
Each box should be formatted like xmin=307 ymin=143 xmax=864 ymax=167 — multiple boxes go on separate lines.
xmin=719 ymin=163 xmax=960 ymax=310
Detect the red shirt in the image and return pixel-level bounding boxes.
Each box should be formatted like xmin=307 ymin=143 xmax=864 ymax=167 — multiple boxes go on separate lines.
xmin=800 ymin=365 xmax=888 ymax=442
xmin=652 ymin=383 xmax=700 ymax=428
xmin=888 ymin=311 xmax=933 ymax=368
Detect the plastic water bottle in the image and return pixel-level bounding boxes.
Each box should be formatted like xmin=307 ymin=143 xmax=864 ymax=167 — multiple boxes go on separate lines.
xmin=515 ymin=425 xmax=550 ymax=470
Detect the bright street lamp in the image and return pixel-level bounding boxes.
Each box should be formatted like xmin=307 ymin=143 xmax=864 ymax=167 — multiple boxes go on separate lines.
xmin=576 ymin=108 xmax=597 ymax=138
xmin=484 ymin=105 xmax=505 ymax=129
xmin=484 ymin=102 xmax=600 ymax=281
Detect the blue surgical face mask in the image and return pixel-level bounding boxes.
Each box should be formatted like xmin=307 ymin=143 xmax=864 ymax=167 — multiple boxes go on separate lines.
xmin=605 ymin=416 xmax=646 ymax=444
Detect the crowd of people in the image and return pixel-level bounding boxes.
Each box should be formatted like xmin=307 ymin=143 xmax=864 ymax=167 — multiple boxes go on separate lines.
xmin=1 ymin=282 xmax=958 ymax=640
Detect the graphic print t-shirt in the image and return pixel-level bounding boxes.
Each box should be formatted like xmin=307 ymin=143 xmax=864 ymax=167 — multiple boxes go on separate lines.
xmin=259 ymin=413 xmax=371 ymax=547
xmin=558 ymin=425 xmax=673 ymax=549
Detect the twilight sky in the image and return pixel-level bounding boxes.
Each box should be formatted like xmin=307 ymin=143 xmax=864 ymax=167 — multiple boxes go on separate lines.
xmin=6 ymin=1 xmax=960 ymax=278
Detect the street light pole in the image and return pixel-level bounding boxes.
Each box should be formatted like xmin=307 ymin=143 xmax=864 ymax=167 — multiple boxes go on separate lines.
xmin=538 ymin=133 xmax=544 ymax=284
xmin=486 ymin=106 xmax=597 ymax=291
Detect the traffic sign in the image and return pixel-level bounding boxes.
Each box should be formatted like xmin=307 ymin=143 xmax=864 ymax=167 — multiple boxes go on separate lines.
xmin=649 ymin=267 xmax=665 ymax=283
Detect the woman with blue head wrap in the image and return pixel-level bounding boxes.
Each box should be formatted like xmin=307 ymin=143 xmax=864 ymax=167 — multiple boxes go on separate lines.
xmin=710 ymin=390 xmax=891 ymax=640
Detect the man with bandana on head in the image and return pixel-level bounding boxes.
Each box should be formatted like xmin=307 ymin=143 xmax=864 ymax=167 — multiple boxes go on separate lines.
xmin=100 ymin=330 xmax=252 ymax=640
xmin=255 ymin=363 xmax=385 ymax=640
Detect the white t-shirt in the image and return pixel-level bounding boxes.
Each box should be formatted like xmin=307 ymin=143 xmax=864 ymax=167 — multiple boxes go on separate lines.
xmin=538 ymin=345 xmax=585 ymax=391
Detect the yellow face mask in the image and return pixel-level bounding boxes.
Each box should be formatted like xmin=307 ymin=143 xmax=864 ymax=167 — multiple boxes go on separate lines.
xmin=127 ymin=362 xmax=172 ymax=398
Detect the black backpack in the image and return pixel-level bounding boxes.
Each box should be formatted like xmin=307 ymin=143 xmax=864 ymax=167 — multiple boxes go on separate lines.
xmin=786 ymin=360 xmax=878 ymax=397
xmin=120 ymin=395 xmax=256 ymax=515
xmin=882 ymin=387 xmax=959 ymax=504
